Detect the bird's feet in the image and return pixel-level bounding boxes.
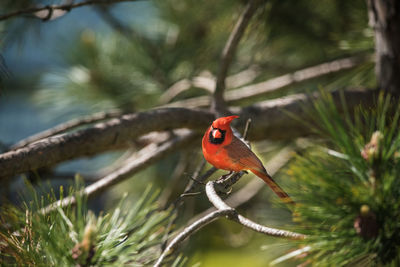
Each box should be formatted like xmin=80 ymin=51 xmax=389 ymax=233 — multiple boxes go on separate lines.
xmin=217 ymin=171 xmax=234 ymax=182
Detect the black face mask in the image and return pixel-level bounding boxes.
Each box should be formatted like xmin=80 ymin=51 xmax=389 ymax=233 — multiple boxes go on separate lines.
xmin=209 ymin=127 xmax=226 ymax=144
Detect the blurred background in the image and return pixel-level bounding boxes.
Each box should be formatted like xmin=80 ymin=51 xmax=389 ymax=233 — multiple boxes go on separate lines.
xmin=0 ymin=0 xmax=376 ymax=266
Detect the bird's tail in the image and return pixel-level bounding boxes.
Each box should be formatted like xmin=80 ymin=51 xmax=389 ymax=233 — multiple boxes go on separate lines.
xmin=251 ymin=168 xmax=295 ymax=205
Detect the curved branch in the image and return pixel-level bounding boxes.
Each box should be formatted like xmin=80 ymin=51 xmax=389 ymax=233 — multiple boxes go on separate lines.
xmin=190 ymin=145 xmax=294 ymax=222
xmin=0 ymin=108 xmax=214 ymax=180
xmin=154 ymin=209 xmax=234 ymax=267
xmin=212 ymin=0 xmax=263 ymax=113
xmin=163 ymin=55 xmax=370 ymax=109
xmin=40 ymin=130 xmax=196 ymax=214
xmin=0 ymin=89 xmax=376 ymax=180
xmin=155 ymin=167 xmax=305 ymax=266
xmin=0 ymin=0 xmax=140 ymax=21
xmin=206 ymin=181 xmax=305 ymax=239
xmin=225 ymin=55 xmax=370 ymax=102
xmin=160 ymin=67 xmax=259 ymax=104
xmin=11 ymin=109 xmax=123 ymax=150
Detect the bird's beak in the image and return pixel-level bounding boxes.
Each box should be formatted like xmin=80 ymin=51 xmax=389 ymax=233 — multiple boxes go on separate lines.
xmin=212 ymin=128 xmax=222 ymax=139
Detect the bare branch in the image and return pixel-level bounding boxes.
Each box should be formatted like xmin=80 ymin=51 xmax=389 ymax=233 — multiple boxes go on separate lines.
xmin=225 ymin=55 xmax=371 ymax=102
xmin=242 ymin=118 xmax=252 ymax=140
xmin=212 ymin=0 xmax=263 ymax=113
xmin=163 ymin=55 xmax=370 ymax=109
xmin=11 ymin=109 xmax=122 ymax=150
xmin=191 ymin=145 xmax=294 ymax=222
xmin=0 ymin=89 xmax=376 ymax=180
xmin=155 ymin=151 xmax=304 ymax=266
xmin=160 ymin=66 xmax=260 ymax=104
xmin=154 ymin=209 xmax=235 ymax=267
xmin=40 ymin=130 xmax=196 ymax=214
xmin=0 ymin=108 xmax=213 ymax=180
xmin=206 ymin=181 xmax=305 ymax=239
xmin=0 ymin=0 xmax=140 ymax=21
xmin=227 ymin=66 xmax=260 ymax=88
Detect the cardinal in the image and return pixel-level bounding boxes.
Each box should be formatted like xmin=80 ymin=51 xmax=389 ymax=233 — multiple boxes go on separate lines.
xmin=202 ymin=115 xmax=293 ymax=204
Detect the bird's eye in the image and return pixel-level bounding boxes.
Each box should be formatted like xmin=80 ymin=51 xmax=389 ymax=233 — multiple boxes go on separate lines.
xmin=209 ymin=128 xmax=226 ymax=144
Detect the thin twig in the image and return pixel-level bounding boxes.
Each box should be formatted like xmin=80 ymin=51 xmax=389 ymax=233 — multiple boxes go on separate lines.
xmin=154 ymin=209 xmax=235 ymax=267
xmin=160 ymin=66 xmax=260 ymax=104
xmin=242 ymin=118 xmax=252 ymax=140
xmin=188 ymin=145 xmax=294 ymax=224
xmin=212 ymin=0 xmax=263 ymax=113
xmin=162 ymin=55 xmax=370 ymax=109
xmin=206 ymin=180 xmax=306 ymax=239
xmin=155 ymin=119 xmax=303 ymax=266
xmin=0 ymin=0 xmax=140 ymax=21
xmin=39 ymin=131 xmax=196 ymax=214
xmin=159 ymin=159 xmax=210 ymax=251
xmin=159 ymin=117 xmax=249 ymax=252
xmin=155 ymin=162 xmax=304 ymax=266
xmin=182 ymin=166 xmax=216 ymax=196
xmin=225 ymin=55 xmax=371 ymax=101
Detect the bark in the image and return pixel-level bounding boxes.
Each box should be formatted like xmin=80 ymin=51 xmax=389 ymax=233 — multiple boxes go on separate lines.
xmin=368 ymin=0 xmax=400 ymax=93
xmin=0 ymin=89 xmax=376 ymax=180
xmin=39 ymin=130 xmax=196 ymax=214
xmin=0 ymin=108 xmax=214 ymax=179
xmin=162 ymin=56 xmax=368 ymax=109
xmin=212 ymin=0 xmax=262 ymax=113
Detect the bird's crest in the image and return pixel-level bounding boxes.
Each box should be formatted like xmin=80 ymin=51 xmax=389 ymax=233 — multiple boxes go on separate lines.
xmin=212 ymin=115 xmax=239 ymax=130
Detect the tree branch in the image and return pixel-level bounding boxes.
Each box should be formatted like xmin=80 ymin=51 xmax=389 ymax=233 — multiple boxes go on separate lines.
xmin=190 ymin=145 xmax=294 ymax=222
xmin=40 ymin=130 xmax=196 ymax=214
xmin=160 ymin=66 xmax=259 ymax=104
xmin=0 ymin=89 xmax=377 ymax=180
xmin=0 ymin=108 xmax=214 ymax=180
xmin=205 ymin=180 xmax=305 ymax=239
xmin=163 ymin=55 xmax=370 ymax=109
xmin=11 ymin=109 xmax=123 ymax=150
xmin=154 ymin=209 xmax=235 ymax=267
xmin=212 ymin=0 xmax=263 ymax=113
xmin=225 ymin=55 xmax=370 ymax=102
xmin=0 ymin=0 xmax=140 ymax=21
xmin=154 ymin=160 xmax=305 ymax=266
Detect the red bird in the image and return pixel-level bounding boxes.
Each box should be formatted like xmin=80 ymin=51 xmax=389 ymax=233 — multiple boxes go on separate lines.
xmin=202 ymin=115 xmax=293 ymax=204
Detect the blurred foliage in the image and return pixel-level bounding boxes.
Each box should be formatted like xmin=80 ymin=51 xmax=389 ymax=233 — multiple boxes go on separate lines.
xmin=7 ymin=0 xmax=372 ymax=116
xmin=35 ymin=29 xmax=161 ymax=114
xmin=0 ymin=0 xmax=386 ymax=266
xmin=0 ymin=179 xmax=185 ymax=266
xmin=283 ymin=93 xmax=400 ymax=266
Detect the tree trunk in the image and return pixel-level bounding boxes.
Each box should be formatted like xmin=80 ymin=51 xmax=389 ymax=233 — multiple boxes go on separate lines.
xmin=368 ymin=0 xmax=400 ymax=93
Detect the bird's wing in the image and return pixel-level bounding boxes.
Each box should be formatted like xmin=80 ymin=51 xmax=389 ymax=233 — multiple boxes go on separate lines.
xmin=224 ymin=136 xmax=266 ymax=173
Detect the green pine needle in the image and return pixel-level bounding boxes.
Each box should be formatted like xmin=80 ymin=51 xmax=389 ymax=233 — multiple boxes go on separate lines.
xmin=286 ymin=92 xmax=400 ymax=266
xmin=0 ymin=182 xmax=182 ymax=266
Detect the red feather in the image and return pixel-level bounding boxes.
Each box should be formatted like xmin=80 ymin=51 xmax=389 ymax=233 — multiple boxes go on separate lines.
xmin=202 ymin=116 xmax=293 ymax=204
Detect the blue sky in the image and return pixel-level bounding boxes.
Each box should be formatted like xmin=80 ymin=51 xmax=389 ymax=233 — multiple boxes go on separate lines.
xmin=3 ymin=1 xmax=156 ymax=75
